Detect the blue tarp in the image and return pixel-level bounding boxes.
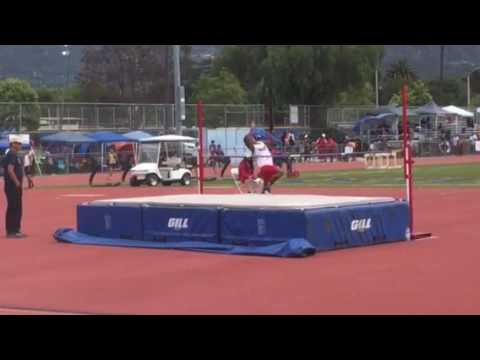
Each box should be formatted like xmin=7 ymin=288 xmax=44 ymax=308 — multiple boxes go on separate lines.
xmin=88 ymin=131 xmax=130 ymax=143
xmin=353 ymin=113 xmax=398 ymax=135
xmin=123 ymin=131 xmax=152 ymax=141
xmin=41 ymin=132 xmax=96 ymax=144
xmin=54 ymin=229 xmax=316 ymax=258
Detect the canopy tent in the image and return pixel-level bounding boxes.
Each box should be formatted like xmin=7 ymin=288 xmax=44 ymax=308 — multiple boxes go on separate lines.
xmin=87 ymin=131 xmax=130 ymax=143
xmin=41 ymin=132 xmax=96 ymax=144
xmin=442 ymin=106 xmax=474 ymax=118
xmin=367 ymin=105 xmax=418 ymax=117
xmin=123 ymin=131 xmax=152 ymax=141
xmin=353 ymin=113 xmax=399 ymax=136
xmin=416 ymin=101 xmax=449 ymax=116
xmin=87 ymin=132 xmax=134 ymax=171
xmin=416 ymin=101 xmax=450 ymax=134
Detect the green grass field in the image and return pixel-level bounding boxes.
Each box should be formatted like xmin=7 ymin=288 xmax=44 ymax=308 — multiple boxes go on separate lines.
xmin=209 ymin=162 xmax=480 ymax=188
xmin=32 ymin=162 xmax=480 ymax=190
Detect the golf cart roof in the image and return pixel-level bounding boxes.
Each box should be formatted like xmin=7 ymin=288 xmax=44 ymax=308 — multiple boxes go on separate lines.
xmin=141 ymin=135 xmax=197 ymax=143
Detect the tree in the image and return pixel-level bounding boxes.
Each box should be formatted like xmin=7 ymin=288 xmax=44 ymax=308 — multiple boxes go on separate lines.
xmin=216 ymin=45 xmax=384 ymax=107
xmin=214 ymin=45 xmax=269 ymax=102
xmin=191 ymin=68 xmax=247 ymax=105
xmin=389 ymin=80 xmax=433 ymax=106
xmin=428 ymin=78 xmax=466 ymax=106
xmin=336 ymin=83 xmax=376 ymax=106
xmin=386 ymin=59 xmax=418 ymax=82
xmin=78 ymin=45 xmax=171 ymax=103
xmin=191 ymin=69 xmax=247 ymax=128
xmin=0 ymin=78 xmax=40 ymax=131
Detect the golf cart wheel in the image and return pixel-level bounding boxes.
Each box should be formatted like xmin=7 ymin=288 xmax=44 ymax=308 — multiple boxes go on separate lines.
xmin=130 ymin=177 xmax=141 ymax=187
xmin=146 ymin=174 xmax=160 ymax=187
xmin=181 ymin=174 xmax=192 ymax=186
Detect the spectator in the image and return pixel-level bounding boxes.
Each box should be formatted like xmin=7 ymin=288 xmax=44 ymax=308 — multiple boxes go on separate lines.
xmin=327 ymin=137 xmax=337 ymax=163
xmin=119 ymin=149 xmax=135 ymax=183
xmin=107 ymin=146 xmax=118 ymax=180
xmin=288 ymin=130 xmax=296 ymax=146
xmin=316 ymin=134 xmax=328 ymax=162
xmin=272 ymin=146 xmax=293 ymax=175
xmin=215 ymin=144 xmax=231 ymax=178
xmin=452 ymin=135 xmax=461 ymax=156
xmin=343 ymin=137 xmax=356 ymax=162
xmin=281 ymin=132 xmax=289 ymax=151
xmin=23 ymin=147 xmax=36 ymax=189
xmin=208 ymin=141 xmax=217 ymax=169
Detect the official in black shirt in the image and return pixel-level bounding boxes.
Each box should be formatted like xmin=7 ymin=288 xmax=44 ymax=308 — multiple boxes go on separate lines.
xmin=87 ymin=153 xmax=100 ymax=186
xmin=3 ymin=138 xmax=26 ymax=238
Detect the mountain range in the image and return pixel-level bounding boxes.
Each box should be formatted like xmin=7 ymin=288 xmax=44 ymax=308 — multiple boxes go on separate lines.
xmin=1 ymin=45 xmax=479 ymax=86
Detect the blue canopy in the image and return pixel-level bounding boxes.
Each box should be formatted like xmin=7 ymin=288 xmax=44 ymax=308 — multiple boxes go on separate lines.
xmin=353 ymin=113 xmax=398 ymax=135
xmin=123 ymin=131 xmax=152 ymax=141
xmin=88 ymin=131 xmax=130 ymax=143
xmin=41 ymin=132 xmax=96 ymax=144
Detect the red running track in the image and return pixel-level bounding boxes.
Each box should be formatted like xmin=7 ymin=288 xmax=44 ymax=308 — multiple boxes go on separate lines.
xmin=0 ymin=158 xmax=479 ymax=314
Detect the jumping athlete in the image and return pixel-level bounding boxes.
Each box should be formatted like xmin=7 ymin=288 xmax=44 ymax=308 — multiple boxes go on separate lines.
xmin=244 ymin=131 xmax=283 ymax=194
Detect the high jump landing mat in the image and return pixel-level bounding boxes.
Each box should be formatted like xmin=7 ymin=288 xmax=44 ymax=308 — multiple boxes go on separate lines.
xmin=54 ymin=194 xmax=410 ymax=258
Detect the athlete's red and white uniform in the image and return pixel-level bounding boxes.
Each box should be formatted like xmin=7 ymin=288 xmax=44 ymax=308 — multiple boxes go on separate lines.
xmin=253 ymin=141 xmax=279 ymax=184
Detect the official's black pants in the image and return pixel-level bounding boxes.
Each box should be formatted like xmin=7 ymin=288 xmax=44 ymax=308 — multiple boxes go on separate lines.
xmin=5 ymin=187 xmax=22 ymax=235
xmin=89 ymin=166 xmax=99 ymax=185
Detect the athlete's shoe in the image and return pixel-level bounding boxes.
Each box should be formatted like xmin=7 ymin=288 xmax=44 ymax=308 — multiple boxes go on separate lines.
xmin=7 ymin=233 xmax=27 ymax=239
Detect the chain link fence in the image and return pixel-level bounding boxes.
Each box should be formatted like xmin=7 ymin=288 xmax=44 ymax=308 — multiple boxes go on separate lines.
xmin=0 ymin=102 xmax=177 ymax=133
xmin=2 ymin=102 xmax=479 ymax=164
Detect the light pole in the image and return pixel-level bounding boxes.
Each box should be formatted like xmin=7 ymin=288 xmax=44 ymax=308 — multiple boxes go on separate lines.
xmin=375 ymin=54 xmax=382 ymax=107
xmin=60 ymin=45 xmax=71 ymax=131
xmin=173 ymin=45 xmax=185 ymax=135
xmin=467 ymin=66 xmax=480 ymax=109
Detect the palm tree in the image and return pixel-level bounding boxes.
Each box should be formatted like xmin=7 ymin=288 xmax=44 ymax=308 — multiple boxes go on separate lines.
xmin=386 ymin=59 xmax=418 ymax=82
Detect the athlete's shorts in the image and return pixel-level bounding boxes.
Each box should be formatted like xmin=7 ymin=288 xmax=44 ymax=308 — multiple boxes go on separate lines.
xmin=258 ymin=165 xmax=280 ymax=184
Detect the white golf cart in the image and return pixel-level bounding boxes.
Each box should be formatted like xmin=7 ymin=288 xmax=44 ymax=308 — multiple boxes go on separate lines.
xmin=129 ymin=135 xmax=197 ymax=187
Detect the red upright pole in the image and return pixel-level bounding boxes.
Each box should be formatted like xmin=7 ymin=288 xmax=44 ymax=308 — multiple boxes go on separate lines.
xmin=402 ymin=84 xmax=414 ymax=237
xmin=197 ymin=101 xmax=205 ymax=195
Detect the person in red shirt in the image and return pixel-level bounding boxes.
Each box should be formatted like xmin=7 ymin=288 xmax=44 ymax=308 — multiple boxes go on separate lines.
xmin=237 ymin=155 xmax=263 ymax=193
xmin=327 ymin=137 xmax=337 ymax=162
xmin=238 ymin=156 xmax=254 ymax=184
xmin=316 ymin=134 xmax=328 ymax=161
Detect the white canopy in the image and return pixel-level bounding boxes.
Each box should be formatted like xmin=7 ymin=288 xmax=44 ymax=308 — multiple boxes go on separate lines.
xmin=141 ymin=135 xmax=197 ymax=143
xmin=442 ymin=106 xmax=474 ymax=118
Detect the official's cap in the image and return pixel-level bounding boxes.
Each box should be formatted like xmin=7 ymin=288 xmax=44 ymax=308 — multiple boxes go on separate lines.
xmin=9 ymin=135 xmax=23 ymax=144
